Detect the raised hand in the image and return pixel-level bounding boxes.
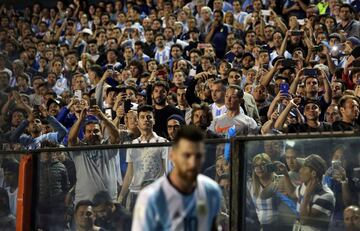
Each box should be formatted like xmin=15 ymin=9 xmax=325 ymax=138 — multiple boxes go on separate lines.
xmin=92 ymin=105 xmax=105 ymax=120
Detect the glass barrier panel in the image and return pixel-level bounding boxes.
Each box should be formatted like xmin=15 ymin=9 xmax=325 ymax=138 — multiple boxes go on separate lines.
xmin=31 ymin=141 xmax=228 ymax=230
xmin=0 ymin=153 xmax=22 ymax=230
xmin=238 ymin=136 xmax=360 ymax=231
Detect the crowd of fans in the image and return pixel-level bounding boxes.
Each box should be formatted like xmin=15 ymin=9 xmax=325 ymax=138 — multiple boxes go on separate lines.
xmin=0 ymin=0 xmax=360 ymax=230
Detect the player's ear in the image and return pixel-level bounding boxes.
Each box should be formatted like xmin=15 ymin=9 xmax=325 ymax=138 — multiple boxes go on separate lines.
xmin=311 ymin=170 xmax=317 ymax=178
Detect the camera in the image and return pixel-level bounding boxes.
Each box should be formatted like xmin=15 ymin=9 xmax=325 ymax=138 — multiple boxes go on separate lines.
xmin=331 ymin=160 xmax=342 ymax=169
xmin=265 ymin=163 xmax=278 ymax=173
xmin=281 ymin=59 xmax=296 ymax=68
xmin=90 ymin=98 xmax=97 ymax=108
xmin=291 ymin=30 xmax=303 ymax=36
xmin=312 ymin=46 xmax=322 ymax=52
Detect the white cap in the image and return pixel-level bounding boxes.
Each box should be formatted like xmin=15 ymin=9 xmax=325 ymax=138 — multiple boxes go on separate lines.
xmin=81 ymin=28 xmax=93 ymax=35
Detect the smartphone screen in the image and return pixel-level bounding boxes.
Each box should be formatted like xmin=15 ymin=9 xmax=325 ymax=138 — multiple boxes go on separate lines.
xmin=279 ymin=83 xmax=289 ymax=94
xmin=90 ymin=98 xmax=97 ymax=108
xmin=105 ymin=109 xmax=112 ymax=118
xmin=74 ymin=90 xmax=82 ymax=99
xmin=331 ymin=160 xmax=341 ymax=169
xmin=261 ymin=10 xmax=271 ymax=16
xmin=297 ymin=19 xmax=305 ymax=25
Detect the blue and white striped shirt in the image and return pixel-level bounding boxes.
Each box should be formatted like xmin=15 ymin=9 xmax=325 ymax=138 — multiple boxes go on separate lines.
xmin=132 ymin=174 xmax=221 ymax=231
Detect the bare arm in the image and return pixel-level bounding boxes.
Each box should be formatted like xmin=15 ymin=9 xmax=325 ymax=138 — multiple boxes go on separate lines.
xmin=274 ymin=100 xmax=294 ymax=130
xmin=92 ymin=105 xmax=120 ymax=144
xmin=296 ymin=0 xmax=308 ymax=12
xmin=260 ymin=59 xmax=282 ymax=87
xmin=267 ymin=92 xmax=282 ymax=119
xmin=279 ymin=31 xmax=290 ymax=57
xmin=321 ymin=46 xmax=336 ymax=75
xmin=290 ymin=69 xmax=304 ymax=95
xmin=318 ymin=69 xmax=332 ymax=104
xmin=54 ymin=18 xmax=67 ymax=41
xmin=118 ymin=162 xmax=133 ymax=203
xmin=271 ymin=10 xmax=288 ymax=34
xmin=205 ymin=22 xmax=217 ymax=43
xmin=68 ymin=108 xmax=86 ymax=146
xmin=261 ymin=112 xmax=279 ymax=134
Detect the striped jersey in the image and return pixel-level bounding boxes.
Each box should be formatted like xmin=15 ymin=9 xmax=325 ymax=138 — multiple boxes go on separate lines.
xmin=295 ymin=183 xmax=335 ymax=231
xmin=132 ymin=174 xmax=222 ymax=231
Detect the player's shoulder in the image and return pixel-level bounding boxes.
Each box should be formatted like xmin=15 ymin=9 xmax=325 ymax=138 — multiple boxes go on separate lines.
xmin=137 ymin=176 xmax=167 ymax=202
xmin=197 ymin=174 xmax=222 ymax=196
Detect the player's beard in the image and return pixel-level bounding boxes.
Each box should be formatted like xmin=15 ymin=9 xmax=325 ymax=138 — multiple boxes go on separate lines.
xmin=178 ymin=168 xmax=198 ymax=183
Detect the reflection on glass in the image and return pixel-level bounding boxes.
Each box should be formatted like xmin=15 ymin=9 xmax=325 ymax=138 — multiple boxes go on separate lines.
xmin=242 ymin=137 xmax=360 ymax=231
xmin=29 ymin=141 xmax=230 ymax=230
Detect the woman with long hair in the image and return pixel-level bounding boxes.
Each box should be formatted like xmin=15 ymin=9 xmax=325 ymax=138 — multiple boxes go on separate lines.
xmin=248 ymin=153 xmax=287 ymax=231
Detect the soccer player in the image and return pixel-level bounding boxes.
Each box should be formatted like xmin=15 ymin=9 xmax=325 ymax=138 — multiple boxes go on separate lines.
xmin=132 ymin=126 xmax=222 ymax=230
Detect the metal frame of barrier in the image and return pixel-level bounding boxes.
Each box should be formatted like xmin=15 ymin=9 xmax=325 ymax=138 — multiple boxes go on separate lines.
xmin=230 ymin=132 xmax=360 ymax=231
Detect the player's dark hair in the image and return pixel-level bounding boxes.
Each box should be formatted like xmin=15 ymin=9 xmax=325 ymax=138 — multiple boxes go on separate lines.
xmin=173 ymin=125 xmax=204 ymax=146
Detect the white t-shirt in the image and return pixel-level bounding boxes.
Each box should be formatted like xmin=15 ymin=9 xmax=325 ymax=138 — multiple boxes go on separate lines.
xmin=127 ymin=132 xmax=169 ymax=192
xmin=214 ymin=113 xmax=259 ymax=136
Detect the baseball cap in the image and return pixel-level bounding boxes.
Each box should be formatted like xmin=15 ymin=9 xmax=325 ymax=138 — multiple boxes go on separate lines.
xmin=81 ymin=28 xmax=93 ymax=35
xmin=329 ymin=33 xmax=341 ymax=41
xmin=297 ymin=154 xmax=327 ymax=177
xmin=241 ymin=52 xmax=255 ymax=61
xmin=167 ymin=114 xmax=185 ymax=125
xmin=46 ymin=98 xmax=62 ymax=109
xmin=347 ymin=37 xmax=360 ymax=47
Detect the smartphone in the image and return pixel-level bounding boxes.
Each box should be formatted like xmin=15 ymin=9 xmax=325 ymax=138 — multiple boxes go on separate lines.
xmin=282 ymin=59 xmax=296 ymax=68
xmin=124 ymin=99 xmax=132 ymax=113
xmin=297 ymin=19 xmax=305 ymax=25
xmin=105 ymin=108 xmax=112 ymax=118
xmin=90 ymin=98 xmax=97 ymax=108
xmin=291 ymin=30 xmax=303 ymax=36
xmin=312 ymin=45 xmax=322 ymax=52
xmin=304 ymin=68 xmax=318 ymax=77
xmin=353 ymin=167 xmax=360 ymax=178
xmin=262 ymin=64 xmax=269 ymax=69
xmin=332 ymin=160 xmax=342 ymax=170
xmin=261 ymin=10 xmax=271 ymax=16
xmin=280 ymin=83 xmax=289 ymax=94
xmin=74 ymin=90 xmax=82 ymax=99
xmin=265 ymin=163 xmax=278 ymax=173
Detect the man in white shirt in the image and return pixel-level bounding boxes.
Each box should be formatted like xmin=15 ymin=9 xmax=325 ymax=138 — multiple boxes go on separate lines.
xmin=209 ymin=79 xmax=229 ymax=131
xmin=118 ymin=105 xmax=168 ymax=211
